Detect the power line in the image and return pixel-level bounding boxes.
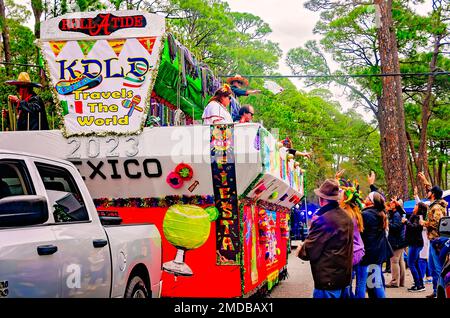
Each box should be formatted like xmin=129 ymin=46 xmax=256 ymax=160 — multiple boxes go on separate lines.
xmin=0 ymin=62 xmax=42 ymax=68
xmin=220 ymin=72 xmax=450 ymax=79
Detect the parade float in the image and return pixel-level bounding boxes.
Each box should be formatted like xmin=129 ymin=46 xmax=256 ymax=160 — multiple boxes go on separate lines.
xmin=0 ymin=11 xmax=304 ymax=297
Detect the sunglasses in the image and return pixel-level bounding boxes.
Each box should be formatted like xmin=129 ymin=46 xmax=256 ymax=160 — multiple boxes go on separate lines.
xmin=248 ymin=112 xmax=254 ymax=116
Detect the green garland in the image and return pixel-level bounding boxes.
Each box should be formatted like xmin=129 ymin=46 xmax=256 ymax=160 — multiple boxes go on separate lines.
xmin=239 ymin=173 xmax=264 ymax=200
xmin=239 ymin=201 xmax=246 ymax=297
xmin=258 ymin=126 xmax=270 ymax=171
xmin=93 ymin=195 xmax=214 ymax=208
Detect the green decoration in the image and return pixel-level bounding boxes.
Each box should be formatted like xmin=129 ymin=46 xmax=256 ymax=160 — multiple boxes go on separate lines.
xmin=163 ymin=204 xmax=211 ymax=250
xmin=179 ymin=168 xmax=189 ymax=178
xmin=205 ymin=206 xmax=219 ymax=221
xmin=60 ymin=100 xmax=69 ymax=116
xmin=153 ymin=36 xmax=213 ymax=120
xmin=77 ymin=40 xmax=96 ymax=56
xmin=239 ymin=201 xmax=246 ymax=296
xmin=240 ymin=173 xmax=264 ymax=200
xmin=269 ymin=191 xmax=279 ymax=200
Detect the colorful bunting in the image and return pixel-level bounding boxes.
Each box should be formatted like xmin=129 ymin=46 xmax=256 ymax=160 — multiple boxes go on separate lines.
xmin=137 ymin=37 xmax=157 ymax=55
xmin=77 ymin=40 xmax=96 ymax=56
xmin=49 ymin=41 xmax=67 ymax=57
xmin=107 ymin=39 xmax=126 ymax=57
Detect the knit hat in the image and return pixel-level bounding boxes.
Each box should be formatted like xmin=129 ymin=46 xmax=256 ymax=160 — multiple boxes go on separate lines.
xmin=430 ymin=185 xmax=443 ymax=200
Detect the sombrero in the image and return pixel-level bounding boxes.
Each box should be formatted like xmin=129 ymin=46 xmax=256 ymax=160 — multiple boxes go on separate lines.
xmin=5 ymin=72 xmax=43 ymax=88
xmin=226 ymin=74 xmax=249 ymax=86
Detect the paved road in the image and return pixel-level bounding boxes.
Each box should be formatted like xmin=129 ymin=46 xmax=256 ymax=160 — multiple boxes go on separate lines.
xmin=270 ymin=243 xmax=433 ymax=298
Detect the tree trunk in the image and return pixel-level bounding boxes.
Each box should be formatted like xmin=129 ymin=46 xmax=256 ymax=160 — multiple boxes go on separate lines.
xmin=31 ymin=0 xmax=44 ymax=39
xmin=407 ymin=154 xmax=415 ymax=194
xmin=437 ymin=160 xmax=443 ymax=188
xmin=374 ymin=0 xmax=409 ymax=200
xmin=417 ymin=34 xmax=442 ymax=183
xmin=0 ymin=0 xmax=11 ymax=75
xmin=445 ymin=163 xmax=448 ymax=190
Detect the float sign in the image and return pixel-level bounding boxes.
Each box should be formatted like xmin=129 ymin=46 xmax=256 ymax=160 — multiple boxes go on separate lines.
xmin=40 ymin=11 xmax=165 ymax=136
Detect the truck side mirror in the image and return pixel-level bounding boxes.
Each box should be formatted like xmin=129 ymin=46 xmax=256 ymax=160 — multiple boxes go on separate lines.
xmin=0 ymin=195 xmax=49 ymax=227
xmin=439 ymin=216 xmax=450 ymax=238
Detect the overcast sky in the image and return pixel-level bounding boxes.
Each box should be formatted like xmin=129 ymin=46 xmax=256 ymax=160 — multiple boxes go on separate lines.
xmin=225 ymin=0 xmax=433 ymax=120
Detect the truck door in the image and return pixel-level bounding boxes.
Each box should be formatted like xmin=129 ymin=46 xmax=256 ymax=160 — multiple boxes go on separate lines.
xmin=34 ymin=162 xmax=111 ymax=298
xmin=0 ymin=159 xmax=60 ymax=297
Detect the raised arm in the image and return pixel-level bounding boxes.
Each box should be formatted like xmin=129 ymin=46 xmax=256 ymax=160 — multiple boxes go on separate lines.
xmin=368 ymin=171 xmax=378 ymax=192
xmin=418 ymin=172 xmax=432 ymax=193
xmin=414 ymin=186 xmax=420 ymax=204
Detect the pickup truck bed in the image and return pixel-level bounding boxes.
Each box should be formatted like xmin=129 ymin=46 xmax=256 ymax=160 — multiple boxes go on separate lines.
xmin=0 ymin=150 xmax=162 ymax=298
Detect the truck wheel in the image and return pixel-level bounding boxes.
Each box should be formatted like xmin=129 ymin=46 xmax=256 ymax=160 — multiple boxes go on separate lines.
xmin=125 ymin=276 xmax=149 ymax=298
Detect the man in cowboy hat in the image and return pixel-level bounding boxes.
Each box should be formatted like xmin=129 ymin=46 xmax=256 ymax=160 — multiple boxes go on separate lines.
xmin=295 ymin=178 xmax=354 ymax=298
xmin=279 ymin=137 xmax=312 ymax=160
xmin=6 ymin=72 xmax=49 ymax=131
xmin=226 ymin=74 xmax=261 ymax=98
xmin=226 ymin=74 xmax=261 ymax=122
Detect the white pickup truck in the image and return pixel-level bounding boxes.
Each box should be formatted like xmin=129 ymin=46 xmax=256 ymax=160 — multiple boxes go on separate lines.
xmin=0 ymin=150 xmax=162 ymax=298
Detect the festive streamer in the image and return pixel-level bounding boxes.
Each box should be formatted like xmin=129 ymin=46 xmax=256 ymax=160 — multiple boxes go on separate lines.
xmin=138 ymin=37 xmax=157 ymax=55
xmin=49 ymin=41 xmax=67 ymax=57
xmin=93 ymin=195 xmax=214 ymax=208
xmin=107 ymin=39 xmax=126 ymax=56
xmin=77 ymin=40 xmax=96 ymax=56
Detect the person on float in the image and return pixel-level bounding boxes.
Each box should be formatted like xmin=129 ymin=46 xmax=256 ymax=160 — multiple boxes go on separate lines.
xmin=202 ymin=85 xmax=233 ymax=124
xmin=226 ymin=74 xmax=261 ymax=121
xmin=279 ymin=137 xmax=312 ymax=160
xmin=237 ymin=105 xmax=255 ymax=123
xmin=295 ymin=178 xmax=354 ymax=298
xmin=5 ymin=72 xmax=49 ymax=131
xmin=226 ymin=74 xmax=261 ymax=98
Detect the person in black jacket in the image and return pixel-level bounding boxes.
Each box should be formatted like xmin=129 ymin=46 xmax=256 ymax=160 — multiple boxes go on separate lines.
xmin=355 ymin=191 xmax=392 ymax=298
xmin=386 ymin=198 xmax=407 ymax=288
xmin=6 ymin=72 xmax=49 ymax=131
xmin=402 ymin=202 xmax=428 ymax=292
xmin=296 ymin=179 xmax=354 ymax=298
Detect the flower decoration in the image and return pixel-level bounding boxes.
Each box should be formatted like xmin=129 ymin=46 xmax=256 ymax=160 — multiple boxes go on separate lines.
xmin=175 ymin=163 xmax=194 ymax=181
xmin=166 ymin=171 xmax=183 ymax=189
